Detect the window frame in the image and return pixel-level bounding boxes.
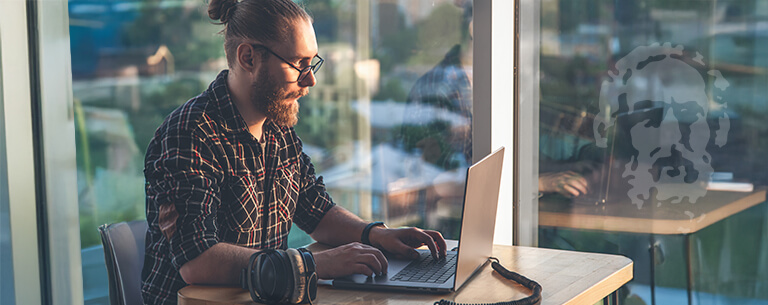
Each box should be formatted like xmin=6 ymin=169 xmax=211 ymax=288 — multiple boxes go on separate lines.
xmin=0 ymin=1 xmax=44 ymax=304
xmin=513 ymin=0 xmax=541 ymax=247
xmin=475 ymin=0 xmax=518 ymax=246
xmin=34 ymin=0 xmax=84 ymax=303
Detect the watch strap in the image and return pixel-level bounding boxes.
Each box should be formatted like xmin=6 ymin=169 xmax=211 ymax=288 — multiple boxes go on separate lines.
xmin=361 ymin=221 xmax=385 ymax=246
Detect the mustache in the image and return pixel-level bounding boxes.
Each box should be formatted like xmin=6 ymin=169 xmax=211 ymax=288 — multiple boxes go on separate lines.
xmin=286 ymin=88 xmax=309 ymax=100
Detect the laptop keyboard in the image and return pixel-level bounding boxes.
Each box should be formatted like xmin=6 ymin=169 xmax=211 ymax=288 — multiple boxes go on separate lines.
xmin=390 ymin=252 xmax=457 ymax=283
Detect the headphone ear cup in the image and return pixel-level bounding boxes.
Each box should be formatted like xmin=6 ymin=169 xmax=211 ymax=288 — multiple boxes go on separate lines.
xmin=298 ymin=248 xmax=318 ymax=303
xmin=306 ymin=270 xmax=317 ymax=302
xmin=254 ymin=249 xmax=292 ymax=303
xmin=275 ymin=250 xmax=293 ymax=303
xmin=253 ymin=250 xmax=276 ymax=301
xmin=285 ymin=248 xmax=306 ymax=304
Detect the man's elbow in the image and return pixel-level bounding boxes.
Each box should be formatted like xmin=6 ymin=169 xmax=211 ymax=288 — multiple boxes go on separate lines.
xmin=179 ymin=262 xmax=204 ymax=284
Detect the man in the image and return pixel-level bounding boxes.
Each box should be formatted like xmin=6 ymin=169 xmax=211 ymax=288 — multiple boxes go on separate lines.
xmin=141 ymin=0 xmax=446 ymax=303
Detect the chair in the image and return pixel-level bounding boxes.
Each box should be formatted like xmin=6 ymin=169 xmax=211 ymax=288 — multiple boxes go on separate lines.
xmin=99 ymin=220 xmax=148 ymax=305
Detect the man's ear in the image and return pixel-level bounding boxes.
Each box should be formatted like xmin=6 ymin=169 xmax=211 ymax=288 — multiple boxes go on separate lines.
xmin=236 ymin=43 xmax=261 ymax=73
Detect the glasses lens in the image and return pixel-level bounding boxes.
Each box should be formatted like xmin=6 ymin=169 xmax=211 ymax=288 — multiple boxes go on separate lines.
xmin=311 ymin=55 xmax=322 ymax=65
xmin=312 ymin=58 xmax=323 ymax=73
xmin=298 ymin=57 xmax=322 ymax=82
xmin=298 ymin=70 xmax=309 ymax=82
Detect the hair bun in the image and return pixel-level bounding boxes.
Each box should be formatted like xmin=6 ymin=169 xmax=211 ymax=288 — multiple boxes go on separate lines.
xmin=208 ymin=0 xmax=238 ymax=23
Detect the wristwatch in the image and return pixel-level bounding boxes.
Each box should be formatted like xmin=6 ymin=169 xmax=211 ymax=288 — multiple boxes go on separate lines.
xmin=361 ymin=221 xmax=387 ymax=246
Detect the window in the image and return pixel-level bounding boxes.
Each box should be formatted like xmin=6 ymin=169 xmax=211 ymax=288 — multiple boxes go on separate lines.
xmin=69 ymin=0 xmax=474 ymax=302
xmin=534 ymin=0 xmax=768 ymax=304
xmin=0 ymin=41 xmax=15 ymax=305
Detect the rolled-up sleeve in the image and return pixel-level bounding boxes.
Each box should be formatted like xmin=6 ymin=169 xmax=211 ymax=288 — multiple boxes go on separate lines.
xmin=145 ymin=127 xmax=223 ymax=270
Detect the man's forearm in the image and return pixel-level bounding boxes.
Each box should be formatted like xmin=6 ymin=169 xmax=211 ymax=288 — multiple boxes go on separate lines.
xmin=310 ymin=205 xmax=370 ymax=246
xmin=178 ymin=243 xmax=259 ymax=285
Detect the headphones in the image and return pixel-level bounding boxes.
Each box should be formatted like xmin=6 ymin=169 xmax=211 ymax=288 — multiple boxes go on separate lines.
xmin=241 ymin=248 xmax=318 ymax=304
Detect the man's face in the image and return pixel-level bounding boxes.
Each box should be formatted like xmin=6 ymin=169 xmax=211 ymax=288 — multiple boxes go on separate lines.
xmin=251 ymin=19 xmax=318 ymax=127
xmin=622 ymin=59 xmax=714 ymax=206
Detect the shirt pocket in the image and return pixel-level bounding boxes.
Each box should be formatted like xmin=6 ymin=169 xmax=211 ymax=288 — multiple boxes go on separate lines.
xmin=223 ymin=174 xmax=261 ymax=233
xmin=273 ymin=164 xmax=300 ymax=223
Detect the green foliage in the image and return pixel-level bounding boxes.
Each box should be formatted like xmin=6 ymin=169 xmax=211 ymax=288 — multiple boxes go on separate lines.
xmin=302 ymin=0 xmax=350 ymax=44
xmin=373 ymin=2 xmax=465 ymax=74
xmin=76 ymin=75 xmax=208 ymax=249
xmin=540 ymin=55 xmax=604 ymax=112
xmin=375 ymin=27 xmax=418 ymax=74
xmin=556 ymin=0 xmax=600 ymax=33
xmin=411 ymin=4 xmax=463 ymax=64
xmin=122 ymin=0 xmax=224 ymax=71
xmin=132 ymin=77 xmax=207 ymax=150
xmin=372 ymin=78 xmax=408 ymax=102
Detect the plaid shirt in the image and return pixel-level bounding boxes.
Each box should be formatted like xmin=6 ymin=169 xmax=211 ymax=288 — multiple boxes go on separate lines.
xmin=141 ymin=70 xmax=335 ymax=304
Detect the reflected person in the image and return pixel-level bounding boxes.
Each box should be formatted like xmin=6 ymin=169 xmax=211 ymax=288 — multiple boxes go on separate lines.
xmin=401 ymin=1 xmax=473 ymax=169
xmin=141 ymin=1 xmax=446 ymax=304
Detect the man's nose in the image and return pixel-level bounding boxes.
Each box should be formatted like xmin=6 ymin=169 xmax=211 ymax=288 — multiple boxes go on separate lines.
xmin=299 ymin=70 xmax=317 ymax=87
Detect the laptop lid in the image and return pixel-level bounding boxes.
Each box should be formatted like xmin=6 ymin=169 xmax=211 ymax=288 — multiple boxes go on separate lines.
xmin=453 ymin=146 xmax=505 ymax=290
xmin=331 ymin=147 xmax=505 ymax=292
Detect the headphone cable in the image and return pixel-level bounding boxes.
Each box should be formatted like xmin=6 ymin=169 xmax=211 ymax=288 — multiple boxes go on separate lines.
xmin=434 ymin=257 xmax=542 ymax=305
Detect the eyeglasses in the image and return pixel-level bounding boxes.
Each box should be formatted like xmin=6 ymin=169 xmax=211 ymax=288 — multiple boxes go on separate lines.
xmin=251 ymin=44 xmax=323 ymax=83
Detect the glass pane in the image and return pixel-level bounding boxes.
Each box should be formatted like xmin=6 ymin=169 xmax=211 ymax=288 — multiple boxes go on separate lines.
xmin=0 ymin=39 xmax=17 ymax=305
xmin=69 ymin=1 xmax=224 ymax=303
xmin=537 ymin=0 xmax=768 ymax=304
xmin=300 ymin=0 xmax=473 ymax=241
xmin=69 ymin=0 xmax=471 ymax=302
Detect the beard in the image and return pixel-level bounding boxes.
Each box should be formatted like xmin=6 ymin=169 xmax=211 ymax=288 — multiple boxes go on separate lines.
xmin=251 ymin=72 xmax=307 ymax=127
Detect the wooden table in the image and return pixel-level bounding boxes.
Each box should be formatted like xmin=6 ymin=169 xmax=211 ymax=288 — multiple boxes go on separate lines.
xmin=539 ymin=188 xmax=767 ymax=235
xmin=178 ymin=245 xmax=633 ymax=305
xmin=538 ymin=188 xmax=767 ymax=305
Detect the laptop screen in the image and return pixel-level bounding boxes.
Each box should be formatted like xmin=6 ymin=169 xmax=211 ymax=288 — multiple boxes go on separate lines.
xmin=454 ymin=147 xmax=505 ymax=290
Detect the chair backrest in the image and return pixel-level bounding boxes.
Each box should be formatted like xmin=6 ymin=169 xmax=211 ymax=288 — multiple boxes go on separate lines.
xmin=99 ymin=220 xmax=148 ymax=305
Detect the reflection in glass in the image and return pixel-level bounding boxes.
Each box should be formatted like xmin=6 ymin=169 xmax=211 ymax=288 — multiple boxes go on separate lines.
xmin=70 ymin=0 xmax=472 ymax=302
xmin=537 ymin=0 xmax=768 ymax=304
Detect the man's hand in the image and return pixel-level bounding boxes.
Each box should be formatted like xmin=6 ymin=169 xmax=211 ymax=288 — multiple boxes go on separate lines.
xmin=369 ymin=227 xmax=447 ymax=260
xmin=539 ymin=171 xmax=589 ymax=197
xmin=312 ymin=242 xmax=388 ymax=279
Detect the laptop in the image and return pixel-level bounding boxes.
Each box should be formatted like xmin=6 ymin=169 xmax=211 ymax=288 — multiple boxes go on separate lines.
xmin=332 ymin=147 xmax=505 ymax=293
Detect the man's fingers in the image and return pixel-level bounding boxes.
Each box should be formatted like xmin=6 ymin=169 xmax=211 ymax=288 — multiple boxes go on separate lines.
xmin=364 ymin=247 xmax=389 ymax=273
xmin=568 ymin=179 xmax=588 ymax=195
xmin=424 ymin=230 xmax=447 ymax=257
xmin=357 ymin=253 xmax=384 ymax=275
xmin=390 ymin=241 xmax=420 ymax=259
xmin=353 ymin=263 xmax=375 ymax=277
xmin=562 ymin=184 xmax=581 ymax=197
xmin=374 ymin=249 xmax=389 ymax=272
xmin=412 ymin=229 xmax=439 ymax=259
